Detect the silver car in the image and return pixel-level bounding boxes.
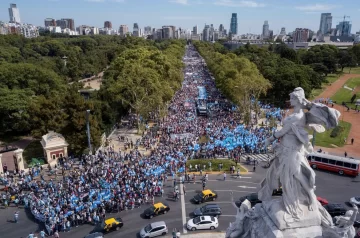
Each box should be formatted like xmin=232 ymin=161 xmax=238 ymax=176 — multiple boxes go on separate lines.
xmin=140 ymin=221 xmax=168 ymax=238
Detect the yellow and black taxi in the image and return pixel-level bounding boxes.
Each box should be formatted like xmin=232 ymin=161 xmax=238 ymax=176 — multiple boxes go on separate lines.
xmin=192 ymin=189 xmax=218 ymax=204
xmin=144 ymin=202 xmax=170 ymax=219
xmin=91 ymin=217 xmax=123 ymax=234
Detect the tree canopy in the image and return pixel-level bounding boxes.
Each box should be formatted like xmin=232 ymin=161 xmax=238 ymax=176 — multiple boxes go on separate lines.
xmin=0 ymin=34 xmax=186 ymax=155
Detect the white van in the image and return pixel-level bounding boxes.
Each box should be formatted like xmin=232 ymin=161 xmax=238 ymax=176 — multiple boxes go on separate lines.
xmin=140 ymin=221 xmax=168 ymax=238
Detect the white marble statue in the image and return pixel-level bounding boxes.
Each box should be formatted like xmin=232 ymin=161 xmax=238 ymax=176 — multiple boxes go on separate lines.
xmin=226 ymin=87 xmax=359 ymax=238
xmin=260 ymin=87 xmax=340 ymax=219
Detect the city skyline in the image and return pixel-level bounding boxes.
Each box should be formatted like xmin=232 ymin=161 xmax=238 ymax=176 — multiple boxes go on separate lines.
xmin=0 ymin=0 xmax=359 ymax=34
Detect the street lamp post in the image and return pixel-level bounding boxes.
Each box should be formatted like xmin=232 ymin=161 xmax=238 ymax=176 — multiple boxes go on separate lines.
xmin=62 ymin=56 xmax=68 ymax=67
xmin=86 ymin=110 xmax=92 ymax=154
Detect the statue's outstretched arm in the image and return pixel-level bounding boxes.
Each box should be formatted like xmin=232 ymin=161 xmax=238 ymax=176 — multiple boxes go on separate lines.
xmin=273 ymin=124 xmax=292 ymax=139
xmin=346 ymin=204 xmax=358 ymax=226
xmin=265 ymin=124 xmax=291 ymax=147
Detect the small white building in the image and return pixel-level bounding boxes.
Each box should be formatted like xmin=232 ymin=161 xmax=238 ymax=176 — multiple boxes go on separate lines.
xmin=40 ymin=131 xmax=68 ymax=163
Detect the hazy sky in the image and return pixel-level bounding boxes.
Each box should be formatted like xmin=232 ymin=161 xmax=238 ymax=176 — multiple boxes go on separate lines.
xmin=1 ymin=0 xmax=359 ymax=34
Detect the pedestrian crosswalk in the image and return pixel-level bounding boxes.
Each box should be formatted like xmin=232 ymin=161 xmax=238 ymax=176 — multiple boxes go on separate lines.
xmin=244 ymin=153 xmax=274 ymax=162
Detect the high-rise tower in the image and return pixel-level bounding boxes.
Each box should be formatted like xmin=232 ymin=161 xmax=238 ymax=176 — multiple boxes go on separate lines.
xmin=9 ymin=3 xmax=21 ymax=23
xmin=319 ymin=13 xmax=332 ymax=35
xmin=104 ymin=21 xmax=112 ymax=29
xmin=230 ymin=13 xmax=238 ymax=35
xmin=262 ymin=20 xmax=269 ymax=39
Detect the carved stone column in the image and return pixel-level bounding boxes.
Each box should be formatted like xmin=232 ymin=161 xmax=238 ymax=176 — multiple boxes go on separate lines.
xmin=13 ymin=149 xmax=25 ymax=171
xmin=0 ymin=154 xmax=3 ymax=174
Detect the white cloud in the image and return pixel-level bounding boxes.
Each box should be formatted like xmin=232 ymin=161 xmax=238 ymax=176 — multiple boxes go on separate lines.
xmin=213 ymin=0 xmax=265 ymax=7
xmin=295 ymin=4 xmax=339 ymax=11
xmin=169 ymin=0 xmax=189 ymax=5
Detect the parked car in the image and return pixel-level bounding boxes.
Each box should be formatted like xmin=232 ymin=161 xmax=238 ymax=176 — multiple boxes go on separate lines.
xmin=143 ymin=202 xmax=170 ymax=219
xmin=192 ymin=204 xmax=222 ymax=217
xmin=192 ymin=189 xmax=218 ymax=204
xmin=84 ymin=232 xmax=104 ymax=238
xmin=235 ymin=193 xmax=262 ymax=207
xmin=187 ymin=216 xmax=219 ymax=231
xmin=140 ymin=221 xmax=168 ymax=238
xmin=350 ymin=197 xmax=360 ymax=206
xmin=317 ymin=196 xmax=329 ymax=206
xmin=323 ymin=203 xmax=347 ymax=217
xmin=91 ymin=217 xmax=123 ymax=234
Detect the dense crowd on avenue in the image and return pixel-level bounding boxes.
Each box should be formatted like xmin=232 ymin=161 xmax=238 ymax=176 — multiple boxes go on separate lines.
xmin=0 ymin=45 xmax=283 ymax=235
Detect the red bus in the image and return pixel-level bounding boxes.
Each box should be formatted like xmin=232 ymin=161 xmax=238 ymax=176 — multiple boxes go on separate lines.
xmin=307 ymin=153 xmax=360 ymax=177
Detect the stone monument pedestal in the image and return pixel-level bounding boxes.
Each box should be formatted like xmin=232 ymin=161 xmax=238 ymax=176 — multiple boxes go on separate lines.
xmin=227 ymin=200 xmax=332 ymax=238
xmin=256 ymin=201 xmax=323 ymax=238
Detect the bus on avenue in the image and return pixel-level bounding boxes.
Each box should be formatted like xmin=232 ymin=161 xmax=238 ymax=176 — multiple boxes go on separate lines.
xmin=307 ymin=152 xmax=360 ymax=177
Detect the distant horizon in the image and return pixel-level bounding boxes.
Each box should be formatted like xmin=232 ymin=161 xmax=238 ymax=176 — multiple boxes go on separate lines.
xmin=0 ymin=0 xmax=359 ymax=34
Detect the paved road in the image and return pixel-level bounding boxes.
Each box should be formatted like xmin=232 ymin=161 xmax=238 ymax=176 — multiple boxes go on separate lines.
xmin=1 ymin=162 xmax=359 ymax=238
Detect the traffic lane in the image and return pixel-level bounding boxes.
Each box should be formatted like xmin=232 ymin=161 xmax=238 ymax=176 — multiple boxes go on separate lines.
xmin=40 ymin=202 xmax=183 ymax=238
xmin=193 ymin=173 xmax=263 ymax=185
xmin=184 ymin=188 xmax=244 ymax=233
xmin=185 ymin=215 xmax=235 ymax=233
xmin=314 ymin=169 xmax=360 ymax=206
xmin=183 ymin=178 xmax=260 ymax=194
xmin=184 ymin=202 xmax=237 ymax=233
xmin=185 ymin=201 xmax=237 ymax=218
xmin=0 ymin=206 xmax=41 ymax=238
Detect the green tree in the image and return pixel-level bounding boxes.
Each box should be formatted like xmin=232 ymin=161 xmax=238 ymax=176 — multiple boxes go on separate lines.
xmin=338 ymin=50 xmax=356 ymax=71
xmin=28 ymin=95 xmax=68 ymax=138
xmin=61 ymin=88 xmax=102 ymax=155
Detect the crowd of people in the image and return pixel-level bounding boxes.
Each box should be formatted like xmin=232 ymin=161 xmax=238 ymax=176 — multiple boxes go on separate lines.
xmin=0 ymin=45 xmax=281 ymax=235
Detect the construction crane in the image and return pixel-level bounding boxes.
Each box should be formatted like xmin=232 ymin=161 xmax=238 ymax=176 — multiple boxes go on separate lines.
xmin=333 ymin=15 xmax=351 ymax=36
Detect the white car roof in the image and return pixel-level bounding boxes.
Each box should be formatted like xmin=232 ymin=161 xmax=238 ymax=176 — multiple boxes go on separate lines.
xmin=200 ymin=216 xmax=215 ymax=221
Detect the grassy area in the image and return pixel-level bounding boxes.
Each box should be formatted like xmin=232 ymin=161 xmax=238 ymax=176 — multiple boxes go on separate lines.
xmin=331 ymin=77 xmax=360 ymax=107
xmin=345 ymin=77 xmax=360 ymax=89
xmin=186 ymin=159 xmax=248 ymax=173
xmin=343 ymin=67 xmax=360 ymax=74
xmin=313 ymin=121 xmax=352 ymax=148
xmin=23 ymin=140 xmax=44 ymax=165
xmin=310 ymin=74 xmax=340 ymax=100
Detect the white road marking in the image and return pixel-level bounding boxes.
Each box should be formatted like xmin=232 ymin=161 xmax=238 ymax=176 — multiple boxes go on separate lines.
xmin=186 ymin=215 xmax=236 ymax=219
xmin=180 ymin=183 xmax=188 ymax=234
xmin=237 ymin=185 xmax=257 ymax=189
xmin=185 ymin=189 xmax=255 ymax=193
xmin=206 ymin=180 xmax=259 ymax=184
xmin=185 ymin=201 xmax=234 ymax=205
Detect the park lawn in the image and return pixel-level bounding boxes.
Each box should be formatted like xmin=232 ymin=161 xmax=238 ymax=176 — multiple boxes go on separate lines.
xmin=23 ymin=140 xmax=44 ymax=165
xmin=331 ymin=77 xmax=360 ymax=107
xmin=343 ymin=67 xmax=360 ymax=74
xmin=310 ymin=74 xmax=339 ymax=100
xmin=314 ymin=121 xmax=352 ymax=148
xmin=345 ymin=77 xmax=360 ymax=89
xmin=186 ymin=159 xmax=247 ymax=173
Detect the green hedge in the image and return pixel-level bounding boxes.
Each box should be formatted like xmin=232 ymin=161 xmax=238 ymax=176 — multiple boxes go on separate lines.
xmin=313 ymin=121 xmax=351 ymax=147
xmin=186 ymin=159 xmax=247 ymax=173
xmin=330 ymin=126 xmax=344 ymax=138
